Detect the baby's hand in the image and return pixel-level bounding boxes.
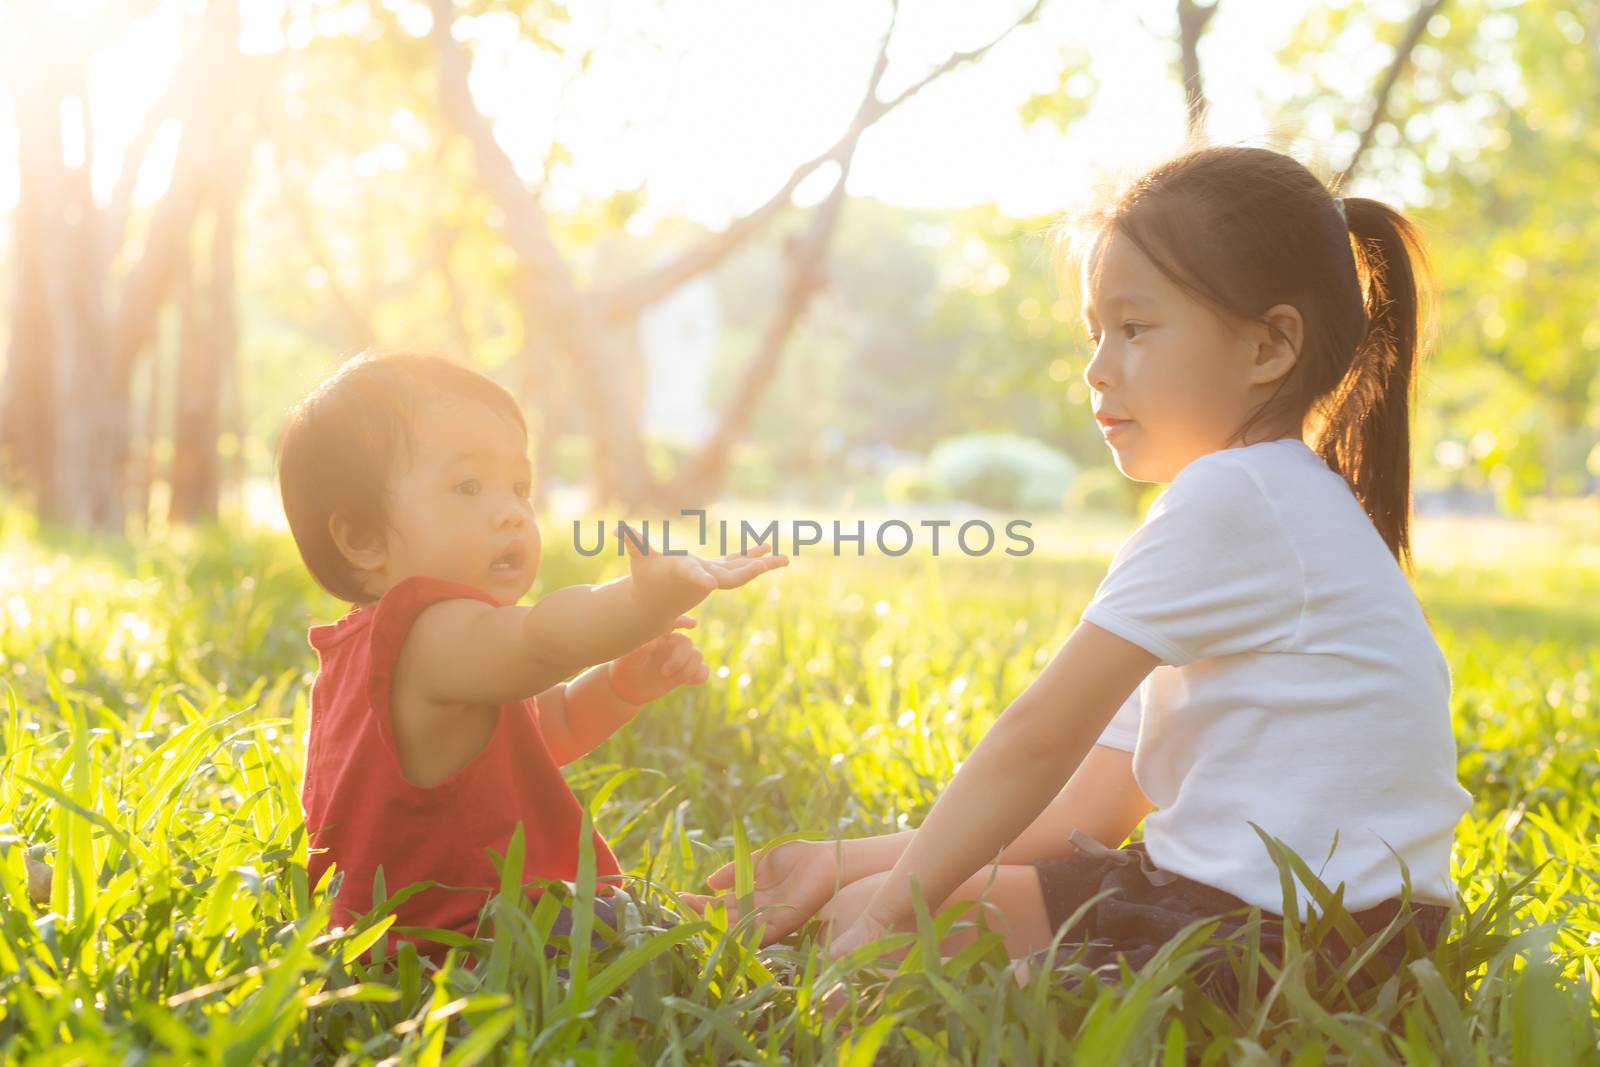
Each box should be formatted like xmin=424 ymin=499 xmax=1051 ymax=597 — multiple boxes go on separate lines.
xmin=607 ymin=616 xmax=709 ymax=705
xmin=621 ymin=522 xmax=788 ymax=614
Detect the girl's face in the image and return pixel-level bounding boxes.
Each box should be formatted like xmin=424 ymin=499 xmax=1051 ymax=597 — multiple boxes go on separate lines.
xmin=354 ymin=400 xmax=541 ymax=606
xmin=1079 ymin=229 xmax=1302 ymax=483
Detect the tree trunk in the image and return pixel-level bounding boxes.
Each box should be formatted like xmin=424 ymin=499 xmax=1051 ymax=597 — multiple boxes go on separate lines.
xmin=33 ymin=65 xmax=122 ymax=531
xmin=213 ymin=165 xmax=241 ymax=522
xmin=169 ymin=226 xmax=216 ymax=525
xmin=0 ymin=75 xmax=57 ymax=513
xmin=168 ymin=137 xmax=241 ymax=526
xmin=1176 ymin=0 xmax=1219 ymax=143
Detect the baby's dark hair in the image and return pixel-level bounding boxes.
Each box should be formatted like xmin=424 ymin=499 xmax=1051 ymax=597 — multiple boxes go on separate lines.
xmin=277 ymin=351 xmax=528 ymax=603
xmin=1059 ymin=145 xmax=1435 ymax=573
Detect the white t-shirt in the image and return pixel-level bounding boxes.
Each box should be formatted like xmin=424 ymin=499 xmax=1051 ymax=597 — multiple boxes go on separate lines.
xmin=1084 ymin=438 xmax=1471 ymax=913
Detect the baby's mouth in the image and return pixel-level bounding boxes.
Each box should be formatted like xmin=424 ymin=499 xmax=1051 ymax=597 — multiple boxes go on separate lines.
xmin=489 ymin=542 xmax=527 ymax=574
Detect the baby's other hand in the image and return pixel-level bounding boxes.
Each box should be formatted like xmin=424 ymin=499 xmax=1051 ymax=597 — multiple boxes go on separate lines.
xmin=607 ymin=616 xmax=709 ymax=706
xmin=621 ymin=522 xmax=788 ymax=613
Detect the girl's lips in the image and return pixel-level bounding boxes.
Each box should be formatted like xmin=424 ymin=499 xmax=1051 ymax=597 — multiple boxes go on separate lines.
xmin=1101 ymin=419 xmax=1134 ymax=439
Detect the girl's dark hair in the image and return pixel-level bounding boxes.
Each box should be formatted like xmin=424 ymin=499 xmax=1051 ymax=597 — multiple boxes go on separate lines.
xmin=1059 ymin=145 xmax=1436 ymax=573
xmin=277 ymin=351 xmax=528 ymax=603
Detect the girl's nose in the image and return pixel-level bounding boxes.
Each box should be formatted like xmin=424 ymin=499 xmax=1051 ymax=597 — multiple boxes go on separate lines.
xmin=1084 ymin=344 xmax=1114 ymax=392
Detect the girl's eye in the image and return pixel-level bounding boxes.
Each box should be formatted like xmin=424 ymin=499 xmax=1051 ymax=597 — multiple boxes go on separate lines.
xmin=454 ymin=479 xmax=481 ymax=496
xmin=1121 ymin=321 xmax=1148 ymax=340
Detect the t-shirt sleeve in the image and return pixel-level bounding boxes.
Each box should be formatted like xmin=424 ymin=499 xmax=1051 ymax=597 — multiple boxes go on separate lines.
xmin=1080 ymin=457 xmax=1305 ymax=667
xmin=1094 ymin=686 xmax=1141 ymax=752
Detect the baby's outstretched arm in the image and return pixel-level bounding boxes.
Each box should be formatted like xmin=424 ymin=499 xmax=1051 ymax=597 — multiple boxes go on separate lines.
xmin=397 ymin=530 xmax=786 ymax=715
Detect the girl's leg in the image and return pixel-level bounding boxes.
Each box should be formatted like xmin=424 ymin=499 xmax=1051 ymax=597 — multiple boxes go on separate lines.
xmin=817 ymin=865 xmax=1053 ymax=959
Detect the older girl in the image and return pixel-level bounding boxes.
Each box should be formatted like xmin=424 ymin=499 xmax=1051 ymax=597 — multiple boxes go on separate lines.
xmin=688 ymin=146 xmax=1471 ymax=997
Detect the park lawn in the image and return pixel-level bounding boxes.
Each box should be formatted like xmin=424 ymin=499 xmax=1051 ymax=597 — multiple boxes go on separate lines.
xmin=0 ymin=501 xmax=1596 ymax=1064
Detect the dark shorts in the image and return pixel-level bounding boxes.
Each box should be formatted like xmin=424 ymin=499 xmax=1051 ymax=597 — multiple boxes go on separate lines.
xmin=1032 ymin=830 xmax=1451 ymax=1003
xmin=441 ymin=894 xmax=678 ymax=976
xmin=545 ymin=896 xmax=622 ymax=957
xmin=524 ymin=895 xmax=688 ymax=983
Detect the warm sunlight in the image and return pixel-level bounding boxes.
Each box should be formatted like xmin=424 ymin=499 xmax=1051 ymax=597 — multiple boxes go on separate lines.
xmin=1 ymin=0 xmax=1596 ymax=1061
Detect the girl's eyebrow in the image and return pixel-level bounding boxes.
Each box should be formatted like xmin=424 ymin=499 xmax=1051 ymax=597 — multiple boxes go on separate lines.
xmin=1084 ymin=292 xmax=1151 ymax=314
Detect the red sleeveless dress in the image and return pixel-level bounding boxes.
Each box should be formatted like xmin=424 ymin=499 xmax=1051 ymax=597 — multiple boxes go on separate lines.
xmin=301 ymin=574 xmax=621 ymax=961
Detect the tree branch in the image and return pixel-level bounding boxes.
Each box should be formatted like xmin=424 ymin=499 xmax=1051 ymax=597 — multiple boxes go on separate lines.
xmin=1337 ymin=0 xmax=1448 ymax=188
xmin=281 ymin=164 xmax=377 ymax=350
xmin=111 ymin=0 xmax=238 ymax=384
xmin=1176 ymin=0 xmax=1219 ymax=142
xmin=592 ymin=0 xmax=1045 ymax=321
xmin=667 ymin=156 xmax=855 ymax=502
xmin=104 ymin=11 xmax=205 ymax=259
xmin=432 ymin=210 xmax=473 ymax=360
xmin=429 ymin=0 xmax=655 ymax=503
xmin=429 ymin=0 xmax=582 ymax=306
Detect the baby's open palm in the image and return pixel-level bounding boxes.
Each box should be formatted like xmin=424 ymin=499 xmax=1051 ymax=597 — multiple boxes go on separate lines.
xmin=680 ymin=841 xmax=840 ymax=946
xmin=621 ymin=523 xmax=788 ymax=611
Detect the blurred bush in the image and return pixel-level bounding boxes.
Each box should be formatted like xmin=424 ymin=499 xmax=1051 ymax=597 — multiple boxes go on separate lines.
xmin=885 ymin=434 xmax=1077 ymax=511
xmin=884 ymin=463 xmax=944 ymax=503
xmin=1065 ymin=465 xmax=1140 ymax=517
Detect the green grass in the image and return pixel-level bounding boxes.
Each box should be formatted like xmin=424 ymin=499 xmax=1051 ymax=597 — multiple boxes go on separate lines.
xmin=0 ymin=500 xmax=1597 ymax=1064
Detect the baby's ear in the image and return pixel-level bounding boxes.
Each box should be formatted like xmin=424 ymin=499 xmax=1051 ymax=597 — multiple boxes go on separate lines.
xmin=328 ymin=512 xmax=388 ymax=582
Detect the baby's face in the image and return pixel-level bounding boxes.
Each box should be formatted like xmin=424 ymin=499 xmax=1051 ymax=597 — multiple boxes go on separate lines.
xmin=374 ymin=400 xmax=540 ymax=605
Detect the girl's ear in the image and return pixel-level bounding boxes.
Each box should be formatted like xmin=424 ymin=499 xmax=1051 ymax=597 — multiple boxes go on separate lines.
xmin=328 ymin=513 xmax=388 ymax=583
xmin=1251 ymin=303 xmax=1304 ymax=386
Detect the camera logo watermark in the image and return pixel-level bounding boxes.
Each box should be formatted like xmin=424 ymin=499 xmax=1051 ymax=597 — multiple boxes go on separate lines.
xmin=574 ymin=509 xmax=1035 ymax=558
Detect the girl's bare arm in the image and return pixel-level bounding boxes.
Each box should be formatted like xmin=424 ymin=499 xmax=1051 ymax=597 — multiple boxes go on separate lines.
xmin=688 ymin=742 xmax=1151 ymax=943
xmin=832 ymin=621 xmax=1159 ymax=947
xmin=829 ymin=744 xmax=1150 ymax=879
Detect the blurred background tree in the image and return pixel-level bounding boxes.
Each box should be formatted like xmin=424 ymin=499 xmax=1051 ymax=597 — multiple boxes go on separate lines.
xmin=0 ymin=0 xmax=1595 ymax=535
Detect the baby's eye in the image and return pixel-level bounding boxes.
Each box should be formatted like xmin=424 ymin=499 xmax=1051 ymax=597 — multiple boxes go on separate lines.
xmin=454 ymin=478 xmax=481 ymax=496
xmin=1121 ymin=321 xmax=1148 ymax=340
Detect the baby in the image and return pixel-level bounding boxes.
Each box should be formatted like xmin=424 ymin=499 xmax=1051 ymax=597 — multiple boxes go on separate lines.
xmin=277 ymin=351 xmax=785 ymax=962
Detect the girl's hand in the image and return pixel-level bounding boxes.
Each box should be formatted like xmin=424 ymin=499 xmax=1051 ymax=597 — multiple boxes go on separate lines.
xmin=817 ymin=874 xmax=907 ymax=959
xmin=607 ymin=616 xmax=708 ymax=706
xmin=678 ymin=840 xmax=839 ymax=946
xmin=621 ymin=522 xmax=788 ymax=613
xmin=0 ymin=838 xmax=52 ymax=904
xmin=825 ymin=905 xmax=898 ymax=960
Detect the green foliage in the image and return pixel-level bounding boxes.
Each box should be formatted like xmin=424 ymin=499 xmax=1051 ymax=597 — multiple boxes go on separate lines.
xmin=903 ymin=434 xmax=1079 ymax=511
xmin=1271 ymin=0 xmax=1600 ymax=506
xmin=0 ymin=500 xmax=1597 ymax=1062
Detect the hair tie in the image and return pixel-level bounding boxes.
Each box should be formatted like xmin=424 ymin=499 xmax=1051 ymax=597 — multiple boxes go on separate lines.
xmin=1333 ymin=196 xmax=1347 ymax=223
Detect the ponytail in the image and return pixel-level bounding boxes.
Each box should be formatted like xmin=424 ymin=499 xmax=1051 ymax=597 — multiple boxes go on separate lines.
xmin=1310 ymin=197 xmax=1434 ymax=575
